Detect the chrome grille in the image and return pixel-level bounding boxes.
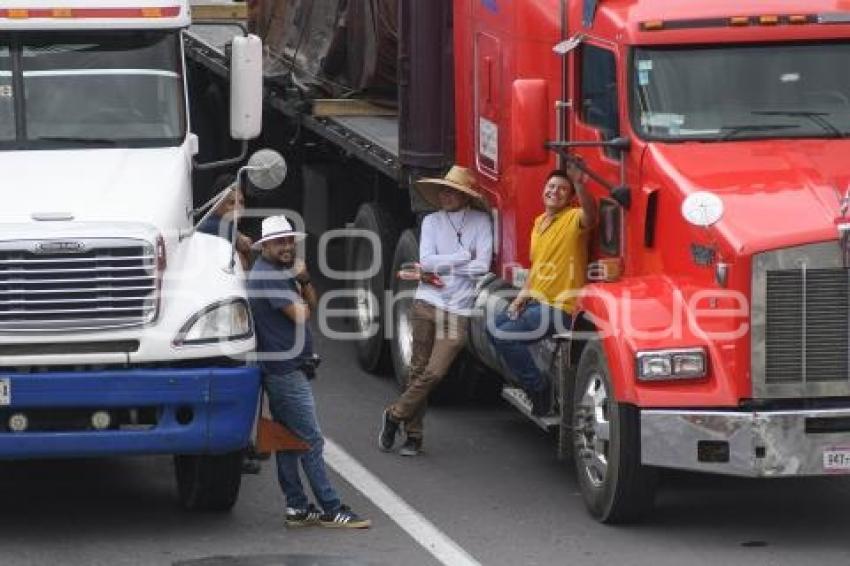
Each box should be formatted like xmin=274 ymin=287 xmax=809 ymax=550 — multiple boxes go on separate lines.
xmin=0 ymin=239 xmax=158 ymax=331
xmin=753 ymin=242 xmax=850 ymax=398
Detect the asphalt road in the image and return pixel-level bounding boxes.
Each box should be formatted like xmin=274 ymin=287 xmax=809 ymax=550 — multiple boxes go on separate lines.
xmin=3 ymin=329 xmax=850 ymax=565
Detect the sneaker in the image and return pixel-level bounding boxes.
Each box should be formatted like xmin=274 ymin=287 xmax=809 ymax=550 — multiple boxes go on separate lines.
xmin=398 ymin=437 xmax=422 ymax=457
xmin=530 ymin=383 xmax=552 ymax=417
xmin=378 ymin=409 xmax=400 ymax=452
xmin=320 ymin=504 xmax=371 ymax=529
xmin=285 ymin=503 xmax=322 ymax=528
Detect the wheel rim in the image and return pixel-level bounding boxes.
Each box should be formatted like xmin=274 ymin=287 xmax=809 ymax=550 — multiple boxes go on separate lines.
xmin=353 ymin=241 xmax=377 ymax=335
xmin=575 ymin=371 xmax=611 ymax=488
xmin=396 ymin=297 xmax=414 ymax=368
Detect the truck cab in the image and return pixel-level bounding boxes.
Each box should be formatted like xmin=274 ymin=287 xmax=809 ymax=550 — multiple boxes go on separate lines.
xmin=455 ymin=0 xmax=850 ymax=522
xmin=0 ymin=1 xmax=269 ymax=511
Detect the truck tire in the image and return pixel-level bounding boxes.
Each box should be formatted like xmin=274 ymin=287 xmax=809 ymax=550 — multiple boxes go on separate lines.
xmin=174 ymin=451 xmax=243 ymax=512
xmin=573 ymin=341 xmax=657 ymax=523
xmin=349 ymin=202 xmax=400 ymax=373
xmin=389 ymin=229 xmax=420 ymax=390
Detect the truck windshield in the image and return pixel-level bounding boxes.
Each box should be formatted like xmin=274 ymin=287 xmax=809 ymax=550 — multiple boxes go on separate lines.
xmin=0 ymin=31 xmax=185 ymax=149
xmin=633 ymin=43 xmax=850 ymax=141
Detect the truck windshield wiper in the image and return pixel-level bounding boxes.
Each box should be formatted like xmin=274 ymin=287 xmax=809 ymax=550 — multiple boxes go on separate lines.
xmin=719 ymin=123 xmax=799 ymax=141
xmin=751 ymin=110 xmax=845 ymax=138
xmin=33 ymin=136 xmax=119 ymax=146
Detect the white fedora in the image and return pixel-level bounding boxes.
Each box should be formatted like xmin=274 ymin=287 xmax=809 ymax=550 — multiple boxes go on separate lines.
xmin=252 ymin=215 xmax=307 ymax=249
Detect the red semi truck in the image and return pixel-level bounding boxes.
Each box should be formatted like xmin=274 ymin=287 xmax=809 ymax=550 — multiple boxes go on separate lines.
xmin=189 ymin=0 xmax=850 ymax=522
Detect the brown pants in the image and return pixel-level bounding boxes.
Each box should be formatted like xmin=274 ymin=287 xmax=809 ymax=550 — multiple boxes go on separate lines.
xmin=389 ymin=300 xmax=468 ymax=440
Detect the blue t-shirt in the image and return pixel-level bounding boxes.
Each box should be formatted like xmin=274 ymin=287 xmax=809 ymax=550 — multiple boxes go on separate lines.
xmin=198 ymin=214 xmax=234 ymax=241
xmin=247 ymin=257 xmax=314 ymax=375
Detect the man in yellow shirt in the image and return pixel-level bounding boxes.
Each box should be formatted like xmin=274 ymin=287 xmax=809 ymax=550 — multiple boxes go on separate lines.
xmin=489 ymin=165 xmax=597 ymax=415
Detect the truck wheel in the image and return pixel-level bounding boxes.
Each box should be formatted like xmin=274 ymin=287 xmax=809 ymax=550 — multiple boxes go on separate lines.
xmin=349 ymin=203 xmax=399 ymax=373
xmin=573 ymin=341 xmax=657 ymax=523
xmin=390 ymin=229 xmax=420 ymax=390
xmin=174 ymin=451 xmax=243 ymax=512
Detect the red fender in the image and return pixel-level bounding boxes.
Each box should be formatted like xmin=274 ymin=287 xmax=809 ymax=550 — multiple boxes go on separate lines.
xmin=575 ymin=275 xmax=749 ymax=408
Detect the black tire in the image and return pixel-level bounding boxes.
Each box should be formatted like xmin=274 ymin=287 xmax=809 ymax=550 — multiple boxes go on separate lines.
xmin=573 ymin=341 xmax=657 ymax=523
xmin=174 ymin=451 xmax=243 ymax=512
xmin=348 ymin=203 xmax=400 ymax=373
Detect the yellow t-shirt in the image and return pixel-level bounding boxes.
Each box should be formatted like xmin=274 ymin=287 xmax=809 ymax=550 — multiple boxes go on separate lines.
xmin=528 ymin=208 xmax=588 ymax=313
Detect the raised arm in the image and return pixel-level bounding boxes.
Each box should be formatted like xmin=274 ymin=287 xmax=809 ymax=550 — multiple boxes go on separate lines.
xmin=568 ymin=162 xmax=597 ymax=230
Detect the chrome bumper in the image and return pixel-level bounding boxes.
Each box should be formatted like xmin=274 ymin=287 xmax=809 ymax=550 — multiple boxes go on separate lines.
xmin=641 ymin=408 xmax=850 ymax=477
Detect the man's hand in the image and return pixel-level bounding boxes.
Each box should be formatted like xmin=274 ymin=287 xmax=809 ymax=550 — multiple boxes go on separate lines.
xmin=566 ymin=160 xmax=588 ymax=188
xmin=292 ymin=258 xmax=310 ymax=283
xmin=506 ymin=292 xmax=530 ymax=320
xmin=236 ymin=233 xmax=254 ymax=255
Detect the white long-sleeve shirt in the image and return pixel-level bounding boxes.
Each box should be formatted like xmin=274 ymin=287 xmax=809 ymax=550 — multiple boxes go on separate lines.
xmin=415 ymin=207 xmax=493 ymax=315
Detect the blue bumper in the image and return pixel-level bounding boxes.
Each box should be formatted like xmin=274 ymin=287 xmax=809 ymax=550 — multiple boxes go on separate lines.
xmin=0 ymin=366 xmax=260 ymax=460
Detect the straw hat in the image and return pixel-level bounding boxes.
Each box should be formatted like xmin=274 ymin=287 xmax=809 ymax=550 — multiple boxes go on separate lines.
xmin=252 ymin=215 xmax=306 ymax=249
xmin=415 ymin=165 xmax=486 ymax=209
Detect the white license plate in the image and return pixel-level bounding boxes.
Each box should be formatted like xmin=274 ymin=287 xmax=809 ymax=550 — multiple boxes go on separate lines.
xmin=0 ymin=378 xmax=9 ymax=406
xmin=824 ymin=449 xmax=850 ymax=472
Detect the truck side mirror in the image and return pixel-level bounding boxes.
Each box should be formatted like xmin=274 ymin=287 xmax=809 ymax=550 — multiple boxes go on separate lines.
xmin=511 ymin=79 xmax=549 ymax=165
xmin=230 ymin=34 xmax=263 ymax=141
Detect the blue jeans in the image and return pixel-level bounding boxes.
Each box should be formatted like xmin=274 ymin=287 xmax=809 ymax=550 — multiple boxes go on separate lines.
xmin=489 ymin=301 xmax=572 ymax=392
xmin=264 ymin=370 xmax=341 ymax=514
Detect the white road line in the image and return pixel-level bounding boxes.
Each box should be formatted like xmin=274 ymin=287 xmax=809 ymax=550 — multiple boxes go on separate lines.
xmin=324 ymin=438 xmax=483 ymax=566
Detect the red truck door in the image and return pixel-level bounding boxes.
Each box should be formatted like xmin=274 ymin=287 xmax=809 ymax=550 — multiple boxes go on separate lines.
xmin=570 ymin=39 xmax=625 ymax=267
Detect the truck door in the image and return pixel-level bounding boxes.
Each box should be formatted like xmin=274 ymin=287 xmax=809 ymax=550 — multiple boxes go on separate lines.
xmin=571 ymin=40 xmax=624 ymax=268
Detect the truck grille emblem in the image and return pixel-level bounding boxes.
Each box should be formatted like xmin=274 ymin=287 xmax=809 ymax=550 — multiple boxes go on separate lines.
xmin=32 ymin=241 xmax=88 ymax=255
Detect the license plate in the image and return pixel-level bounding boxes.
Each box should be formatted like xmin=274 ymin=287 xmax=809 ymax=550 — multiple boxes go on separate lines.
xmin=0 ymin=378 xmax=9 ymax=406
xmin=824 ymin=449 xmax=850 ymax=472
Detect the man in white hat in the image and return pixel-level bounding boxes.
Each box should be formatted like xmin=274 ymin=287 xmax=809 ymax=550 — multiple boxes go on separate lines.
xmin=248 ymin=215 xmax=370 ymax=529
xmin=379 ymin=165 xmax=493 ymax=456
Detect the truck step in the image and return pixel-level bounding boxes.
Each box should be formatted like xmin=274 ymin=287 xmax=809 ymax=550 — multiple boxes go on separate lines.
xmin=501 ymin=387 xmax=559 ymax=432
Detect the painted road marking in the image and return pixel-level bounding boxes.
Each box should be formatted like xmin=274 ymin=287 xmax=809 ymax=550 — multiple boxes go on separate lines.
xmin=324 ymin=438 xmax=483 ymax=566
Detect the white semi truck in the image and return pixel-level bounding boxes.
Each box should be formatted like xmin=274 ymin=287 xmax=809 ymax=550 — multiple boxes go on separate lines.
xmin=0 ymin=0 xmax=274 ymax=511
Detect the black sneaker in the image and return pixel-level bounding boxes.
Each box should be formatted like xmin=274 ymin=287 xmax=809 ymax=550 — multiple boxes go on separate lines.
xmin=320 ymin=504 xmax=371 ymax=529
xmin=378 ymin=409 xmax=400 ymax=452
xmin=285 ymin=503 xmax=321 ymax=528
xmin=399 ymin=437 xmax=422 ymax=457
xmin=530 ymin=383 xmax=552 ymax=417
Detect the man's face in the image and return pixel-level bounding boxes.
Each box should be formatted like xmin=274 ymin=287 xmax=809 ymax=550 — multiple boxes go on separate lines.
xmin=542 ymin=175 xmax=574 ymax=211
xmin=438 ymin=187 xmax=469 ymax=212
xmin=218 ymin=190 xmax=246 ymax=221
xmin=263 ymin=236 xmax=296 ymax=266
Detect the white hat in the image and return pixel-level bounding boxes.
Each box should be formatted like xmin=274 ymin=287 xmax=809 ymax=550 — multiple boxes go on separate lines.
xmin=252 ymin=215 xmax=307 ymax=249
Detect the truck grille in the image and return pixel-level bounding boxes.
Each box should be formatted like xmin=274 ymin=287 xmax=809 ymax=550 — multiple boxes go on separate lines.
xmin=0 ymin=239 xmax=159 ymax=332
xmin=753 ymin=242 xmax=850 ymax=398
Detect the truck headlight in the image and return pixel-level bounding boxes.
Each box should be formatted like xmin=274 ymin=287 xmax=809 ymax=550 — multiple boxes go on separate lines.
xmin=636 ymin=348 xmax=707 ymax=381
xmin=173 ymin=299 xmax=253 ymax=347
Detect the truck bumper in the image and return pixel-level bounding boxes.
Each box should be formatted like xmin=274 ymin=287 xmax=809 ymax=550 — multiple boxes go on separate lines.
xmin=641 ymin=408 xmax=850 ymax=477
xmin=0 ymin=367 xmax=260 ymax=460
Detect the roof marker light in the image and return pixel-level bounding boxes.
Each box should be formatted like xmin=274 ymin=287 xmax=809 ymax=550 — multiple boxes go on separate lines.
xmin=759 ymin=15 xmax=779 ymax=25
xmin=0 ymin=7 xmax=181 ymax=20
xmin=729 ymin=16 xmax=750 ymax=26
xmin=641 ymin=20 xmax=664 ymax=31
xmin=788 ymin=14 xmax=808 ymax=24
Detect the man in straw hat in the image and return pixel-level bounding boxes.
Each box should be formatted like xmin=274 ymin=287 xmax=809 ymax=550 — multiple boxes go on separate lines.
xmin=248 ymin=215 xmax=370 ymax=529
xmin=488 ymin=164 xmax=597 ymax=416
xmin=379 ymin=165 xmax=493 ymax=456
